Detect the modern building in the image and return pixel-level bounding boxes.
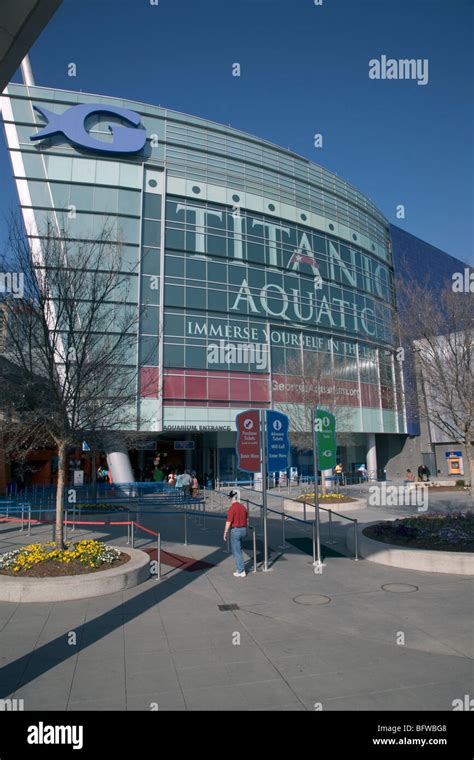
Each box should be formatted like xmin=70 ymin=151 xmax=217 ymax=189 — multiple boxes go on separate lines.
xmin=0 ymin=83 xmax=467 ymax=485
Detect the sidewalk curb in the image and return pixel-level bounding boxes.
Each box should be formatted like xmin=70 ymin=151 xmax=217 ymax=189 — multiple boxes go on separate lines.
xmin=346 ymin=521 xmax=474 ymax=575
xmin=0 ymin=546 xmax=150 ymax=602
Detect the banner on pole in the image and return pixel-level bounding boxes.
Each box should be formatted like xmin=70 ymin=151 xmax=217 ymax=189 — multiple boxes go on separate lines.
xmin=266 ymin=410 xmax=290 ymax=472
xmin=314 ymin=409 xmax=337 ymax=470
xmin=236 ymin=410 xmax=262 ymax=472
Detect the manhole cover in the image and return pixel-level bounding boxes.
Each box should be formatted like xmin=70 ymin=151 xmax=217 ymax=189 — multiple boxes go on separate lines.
xmin=293 ymin=594 xmax=331 ymax=606
xmin=218 ymin=604 xmax=240 ymax=611
xmin=381 ymin=583 xmax=418 ymax=593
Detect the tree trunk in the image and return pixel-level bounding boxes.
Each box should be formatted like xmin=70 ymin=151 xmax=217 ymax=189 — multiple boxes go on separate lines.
xmin=55 ymin=440 xmax=67 ymax=549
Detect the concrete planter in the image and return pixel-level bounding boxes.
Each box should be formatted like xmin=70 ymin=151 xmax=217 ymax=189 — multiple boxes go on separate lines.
xmin=284 ymin=497 xmax=366 ymax=516
xmin=0 ymin=547 xmax=150 ymax=603
xmin=346 ymin=522 xmax=474 ymax=575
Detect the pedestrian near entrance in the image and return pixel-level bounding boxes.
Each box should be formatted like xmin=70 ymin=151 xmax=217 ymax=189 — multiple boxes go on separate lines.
xmin=334 ymin=462 xmax=344 ymax=486
xmin=224 ymin=490 xmax=248 ymax=577
xmin=175 ymin=471 xmax=184 ymax=498
xmin=181 ymin=470 xmax=192 ymax=496
xmin=191 ymin=475 xmax=199 ymax=497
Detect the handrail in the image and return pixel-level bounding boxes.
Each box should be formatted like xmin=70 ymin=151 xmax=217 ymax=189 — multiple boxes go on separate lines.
xmin=244 ymin=496 xmax=358 ymax=562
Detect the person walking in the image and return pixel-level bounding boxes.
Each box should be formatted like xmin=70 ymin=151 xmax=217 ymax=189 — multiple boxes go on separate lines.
xmin=223 ymin=490 xmax=248 ymax=578
xmin=334 ymin=462 xmax=344 ymax=486
xmin=191 ymin=474 xmax=199 ymax=498
xmin=181 ymin=470 xmax=192 ymax=496
xmin=175 ymin=471 xmax=184 ymax=498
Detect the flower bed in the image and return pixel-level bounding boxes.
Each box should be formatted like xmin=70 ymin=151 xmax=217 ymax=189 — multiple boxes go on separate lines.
xmin=0 ymin=539 xmax=129 ymax=577
xmin=364 ymin=512 xmax=474 ymax=552
xmin=74 ymin=503 xmax=127 ymax=513
xmin=298 ymin=492 xmax=356 ymax=505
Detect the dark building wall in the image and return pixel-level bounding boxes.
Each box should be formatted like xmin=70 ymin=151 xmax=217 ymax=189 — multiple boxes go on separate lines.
xmin=386 ymin=226 xmax=468 ymax=479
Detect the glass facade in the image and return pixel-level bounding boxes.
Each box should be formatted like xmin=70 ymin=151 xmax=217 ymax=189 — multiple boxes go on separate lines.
xmin=2 ymin=83 xmax=406 ymax=437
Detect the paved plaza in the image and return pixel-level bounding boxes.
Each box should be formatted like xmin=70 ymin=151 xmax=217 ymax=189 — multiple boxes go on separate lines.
xmin=0 ymin=488 xmax=473 ymax=711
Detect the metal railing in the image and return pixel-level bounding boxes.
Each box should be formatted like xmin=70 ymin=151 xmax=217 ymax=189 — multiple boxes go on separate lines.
xmin=243 ymin=495 xmax=359 ymax=562
xmin=0 ymin=503 xmax=259 ymax=575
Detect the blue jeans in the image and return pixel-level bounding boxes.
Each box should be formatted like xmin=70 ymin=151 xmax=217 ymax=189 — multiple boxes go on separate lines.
xmin=230 ymin=527 xmax=247 ymax=572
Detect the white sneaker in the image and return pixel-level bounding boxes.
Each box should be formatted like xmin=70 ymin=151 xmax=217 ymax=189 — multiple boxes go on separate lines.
xmin=233 ymin=571 xmax=246 ymax=577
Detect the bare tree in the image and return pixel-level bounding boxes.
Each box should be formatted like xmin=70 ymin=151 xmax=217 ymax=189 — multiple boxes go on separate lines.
xmin=276 ymin=351 xmax=358 ymax=443
xmin=0 ymin=216 xmax=146 ymax=547
xmin=397 ymin=275 xmax=473 ymax=491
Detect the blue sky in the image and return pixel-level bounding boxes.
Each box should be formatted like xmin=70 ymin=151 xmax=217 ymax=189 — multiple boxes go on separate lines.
xmin=1 ymin=0 xmax=472 ymax=263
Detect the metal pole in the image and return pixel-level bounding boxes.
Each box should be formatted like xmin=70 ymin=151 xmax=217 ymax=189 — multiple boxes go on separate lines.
xmin=127 ymin=520 xmax=130 ymax=545
xmin=28 ymin=505 xmax=31 ymax=536
xmin=157 ymin=534 xmax=161 ymax=579
xmin=311 ymin=408 xmax=322 ymax=567
xmin=312 ymin=520 xmax=316 ymax=564
xmin=280 ymin=512 xmax=286 ymax=549
xmin=20 ymin=505 xmax=24 ymax=532
xmin=72 ymin=502 xmax=76 ymax=532
xmin=303 ymin=500 xmax=307 ymax=522
xmin=131 ymin=521 xmax=135 ymax=548
xmin=20 ymin=55 xmax=36 ymax=86
xmin=252 ymin=527 xmax=257 ymax=573
xmin=315 ymin=499 xmax=322 ymax=566
xmin=184 ymin=509 xmax=188 ymax=545
xmin=328 ymin=509 xmax=334 ymax=544
xmin=354 ymin=519 xmax=359 ymax=561
xmin=65 ymin=510 xmax=68 ymax=541
xmin=261 ymin=410 xmax=270 ymax=571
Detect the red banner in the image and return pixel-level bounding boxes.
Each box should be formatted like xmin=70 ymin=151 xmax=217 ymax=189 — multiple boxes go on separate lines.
xmin=236 ymin=410 xmax=261 ymax=472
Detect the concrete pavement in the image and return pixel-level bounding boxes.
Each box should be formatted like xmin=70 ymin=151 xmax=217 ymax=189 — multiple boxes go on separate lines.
xmin=0 ymin=498 xmax=472 ymax=711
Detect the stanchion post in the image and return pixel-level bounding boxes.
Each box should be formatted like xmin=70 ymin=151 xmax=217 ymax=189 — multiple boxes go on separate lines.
xmin=252 ymin=527 xmax=257 ymax=572
xmin=354 ymin=519 xmax=359 ymax=561
xmin=131 ymin=521 xmax=135 ymax=548
xmin=312 ymin=520 xmax=316 ymax=564
xmin=72 ymin=503 xmax=76 ymax=532
xmin=303 ymin=499 xmax=307 ymax=522
xmin=20 ymin=505 xmax=24 ymax=533
xmin=28 ymin=505 xmax=31 ymax=536
xmin=157 ymin=534 xmax=161 ymax=580
xmin=315 ymin=501 xmax=322 ymax=565
xmin=328 ymin=509 xmax=334 ymax=544
xmin=184 ymin=509 xmax=188 ymax=545
xmin=65 ymin=510 xmax=68 ymax=541
xmin=280 ymin=512 xmax=286 ymax=548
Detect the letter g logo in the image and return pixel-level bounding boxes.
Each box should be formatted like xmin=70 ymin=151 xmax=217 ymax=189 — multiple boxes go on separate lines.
xmin=30 ymin=103 xmax=147 ymax=154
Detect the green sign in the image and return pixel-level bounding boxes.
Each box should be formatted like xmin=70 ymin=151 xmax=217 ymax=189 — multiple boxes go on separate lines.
xmin=314 ymin=409 xmax=337 ymax=470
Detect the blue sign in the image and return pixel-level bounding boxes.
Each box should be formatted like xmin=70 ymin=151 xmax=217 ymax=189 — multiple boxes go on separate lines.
xmin=30 ymin=103 xmax=147 ymax=154
xmin=174 ymin=441 xmax=195 ymax=451
xmin=266 ymin=410 xmax=290 ymax=472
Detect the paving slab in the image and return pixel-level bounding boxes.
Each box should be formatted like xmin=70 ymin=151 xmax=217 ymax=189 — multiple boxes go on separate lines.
xmin=0 ymin=508 xmax=472 ymax=711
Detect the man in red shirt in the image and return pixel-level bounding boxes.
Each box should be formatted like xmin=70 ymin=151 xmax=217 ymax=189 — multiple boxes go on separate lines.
xmin=223 ymin=490 xmax=248 ymax=577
